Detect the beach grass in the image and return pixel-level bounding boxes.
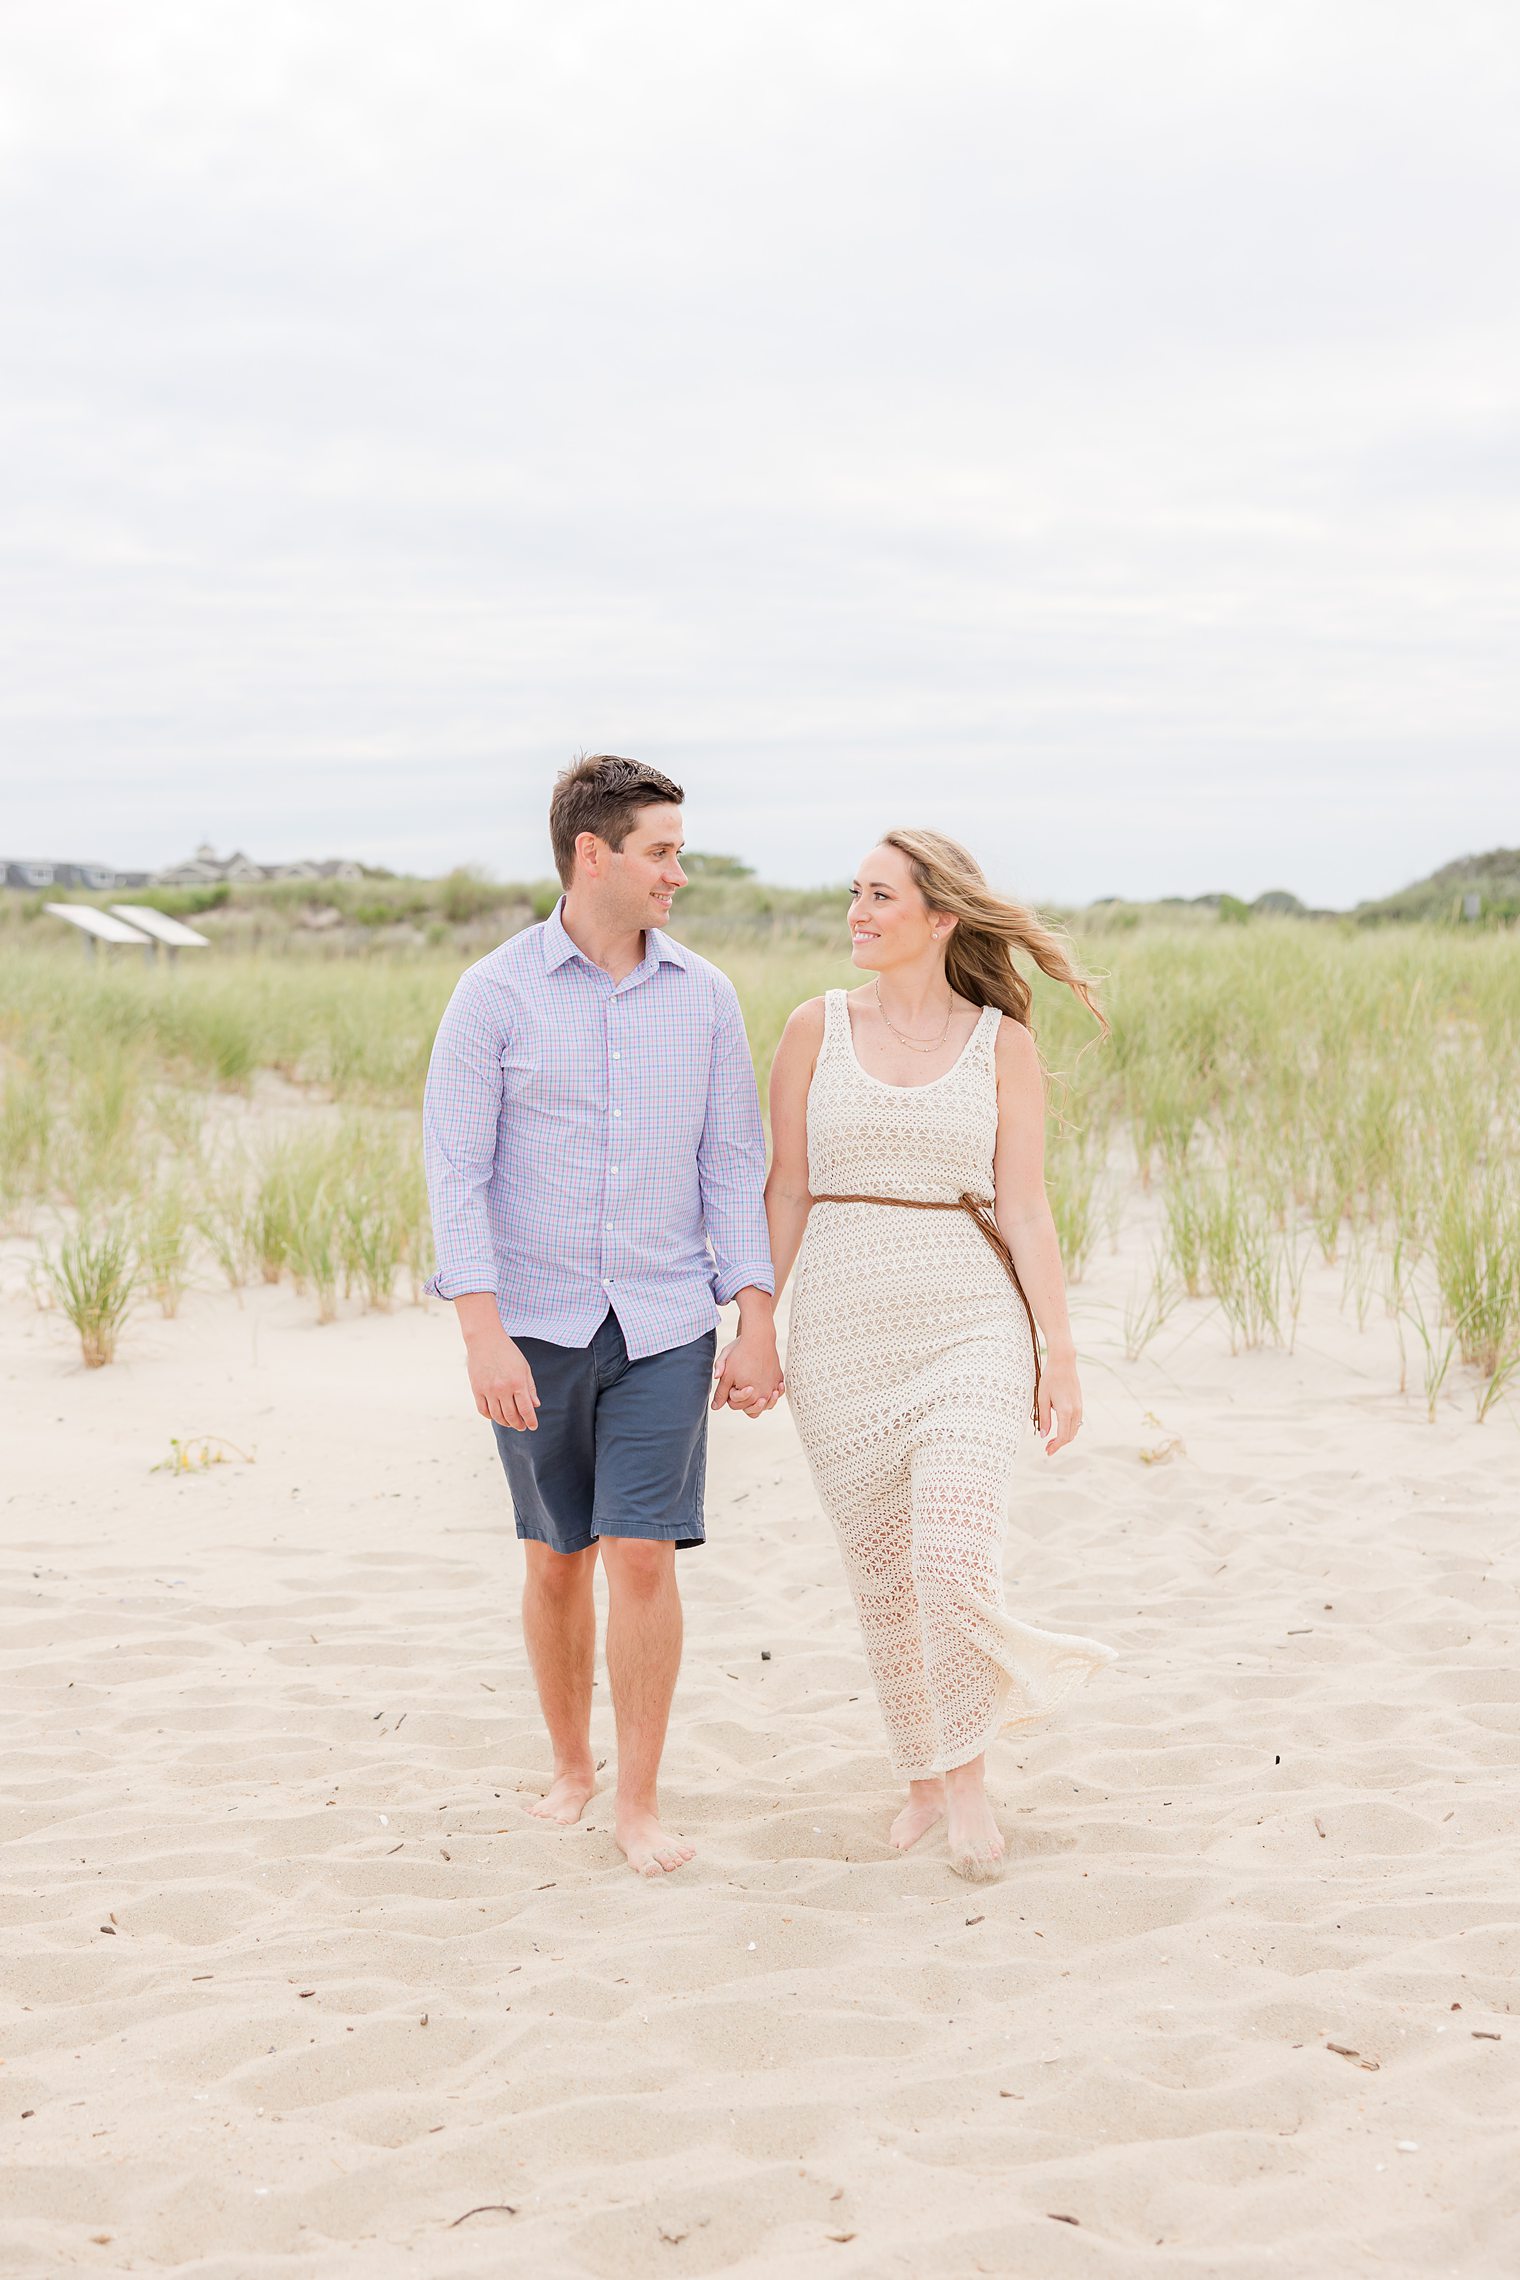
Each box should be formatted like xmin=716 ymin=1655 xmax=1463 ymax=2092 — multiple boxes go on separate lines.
xmin=2 ymin=921 xmax=1517 ymax=1407
xmin=42 ymin=1217 xmax=138 ymax=1367
xmin=136 ymin=1175 xmax=193 ymax=1317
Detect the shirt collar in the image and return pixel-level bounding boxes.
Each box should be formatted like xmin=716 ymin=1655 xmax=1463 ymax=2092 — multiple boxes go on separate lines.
xmin=542 ymin=895 xmax=690 ymax=976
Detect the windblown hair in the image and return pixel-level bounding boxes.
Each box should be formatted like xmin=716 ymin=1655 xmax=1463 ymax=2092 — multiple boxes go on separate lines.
xmin=881 ymin=827 xmax=1108 ymax=1040
xmin=549 ymin=754 xmax=685 ymax=887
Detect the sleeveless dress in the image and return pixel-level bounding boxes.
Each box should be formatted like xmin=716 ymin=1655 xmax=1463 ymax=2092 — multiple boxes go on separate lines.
xmin=784 ymin=989 xmax=1117 ymax=1779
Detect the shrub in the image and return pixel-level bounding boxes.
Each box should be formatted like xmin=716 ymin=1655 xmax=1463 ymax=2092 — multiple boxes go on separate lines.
xmin=133 ymin=884 xmax=231 ymax=918
xmin=45 ymin=1219 xmax=137 ymax=1366
xmin=137 ymin=1180 xmax=192 ymax=1316
xmin=440 ymin=868 xmax=510 ymax=925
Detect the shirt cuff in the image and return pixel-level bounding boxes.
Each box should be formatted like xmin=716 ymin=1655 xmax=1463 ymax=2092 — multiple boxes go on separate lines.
xmin=714 ymin=1265 xmax=776 ymax=1306
xmin=425 ymin=1267 xmax=500 ymax=1300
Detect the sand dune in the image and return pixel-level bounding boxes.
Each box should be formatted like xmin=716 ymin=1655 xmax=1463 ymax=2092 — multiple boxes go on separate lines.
xmin=3 ymin=1229 xmax=1518 ymax=2277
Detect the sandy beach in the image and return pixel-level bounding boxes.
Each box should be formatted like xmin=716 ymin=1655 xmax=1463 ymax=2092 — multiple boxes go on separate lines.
xmin=7 ymin=0 xmax=1518 ymax=2264
xmin=4 ymin=1212 xmax=1518 ymax=2279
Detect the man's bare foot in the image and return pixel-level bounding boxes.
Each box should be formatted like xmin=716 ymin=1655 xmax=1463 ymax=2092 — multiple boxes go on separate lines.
xmin=889 ymin=1777 xmax=946 ymax=1851
xmin=524 ymin=1767 xmax=597 ymax=1826
xmin=945 ymin=1766 xmax=1006 ymax=1883
xmin=615 ymin=1805 xmax=695 ymax=1878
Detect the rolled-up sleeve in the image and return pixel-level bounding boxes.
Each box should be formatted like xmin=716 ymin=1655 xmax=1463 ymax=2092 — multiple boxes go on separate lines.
xmin=422 ymin=970 xmax=505 ymax=1298
xmin=698 ymin=979 xmax=775 ymax=1304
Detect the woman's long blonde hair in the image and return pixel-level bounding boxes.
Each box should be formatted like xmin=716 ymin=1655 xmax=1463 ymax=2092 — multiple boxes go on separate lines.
xmin=881 ymin=827 xmax=1108 ymax=1040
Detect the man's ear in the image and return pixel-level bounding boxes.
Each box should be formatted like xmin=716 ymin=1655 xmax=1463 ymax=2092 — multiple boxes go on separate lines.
xmin=574 ymin=830 xmax=606 ymax=881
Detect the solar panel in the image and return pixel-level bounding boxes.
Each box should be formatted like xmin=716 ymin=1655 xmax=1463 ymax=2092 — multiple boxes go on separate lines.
xmin=44 ymin=902 xmax=154 ymax=945
xmin=109 ymin=904 xmax=211 ymax=948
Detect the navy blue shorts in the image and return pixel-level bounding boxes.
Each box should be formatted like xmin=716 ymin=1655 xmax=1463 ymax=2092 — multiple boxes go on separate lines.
xmin=490 ymin=1309 xmax=716 ymax=1556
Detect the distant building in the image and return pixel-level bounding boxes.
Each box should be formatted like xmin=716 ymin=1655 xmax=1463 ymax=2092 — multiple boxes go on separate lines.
xmin=5 ymin=843 xmax=365 ymax=892
xmin=3 ymin=859 xmax=150 ymax=891
xmin=152 ymin=843 xmax=266 ymax=886
xmin=262 ymin=859 xmax=366 ymax=883
xmin=150 ymin=843 xmax=364 ymax=886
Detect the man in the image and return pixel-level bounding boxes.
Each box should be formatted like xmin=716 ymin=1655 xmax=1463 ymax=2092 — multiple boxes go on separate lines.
xmin=423 ymin=755 xmax=782 ymax=1877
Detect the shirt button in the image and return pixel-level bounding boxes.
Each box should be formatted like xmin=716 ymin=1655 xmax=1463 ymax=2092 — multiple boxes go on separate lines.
xmin=613 ymin=1051 xmax=622 ymax=1060
xmin=613 ymin=1109 xmax=622 ymax=1117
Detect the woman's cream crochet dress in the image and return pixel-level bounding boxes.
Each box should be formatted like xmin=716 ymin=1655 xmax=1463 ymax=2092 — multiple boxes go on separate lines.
xmin=785 ymin=989 xmax=1117 ymax=1779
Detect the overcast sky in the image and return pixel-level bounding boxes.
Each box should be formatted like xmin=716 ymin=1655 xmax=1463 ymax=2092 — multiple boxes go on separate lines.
xmin=2 ymin=1 xmax=1517 ymax=906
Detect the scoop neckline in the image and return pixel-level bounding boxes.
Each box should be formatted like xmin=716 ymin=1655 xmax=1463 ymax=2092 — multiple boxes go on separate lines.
xmin=837 ymin=989 xmax=993 ymax=1093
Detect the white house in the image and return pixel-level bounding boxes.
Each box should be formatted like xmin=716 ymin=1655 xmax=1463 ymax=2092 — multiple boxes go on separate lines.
xmin=3 ymin=859 xmax=149 ymax=892
xmin=150 ymin=844 xmax=364 ymax=886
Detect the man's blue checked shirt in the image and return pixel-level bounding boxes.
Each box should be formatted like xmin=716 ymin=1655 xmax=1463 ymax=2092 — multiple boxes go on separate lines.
xmin=423 ymin=898 xmax=774 ymax=1358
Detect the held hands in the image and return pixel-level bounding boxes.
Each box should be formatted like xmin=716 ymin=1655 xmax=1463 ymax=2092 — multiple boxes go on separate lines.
xmin=1039 ymin=1349 xmax=1083 ymax=1456
xmin=466 ymin=1325 xmax=541 ymax=1432
xmin=712 ymin=1330 xmax=784 ymax=1419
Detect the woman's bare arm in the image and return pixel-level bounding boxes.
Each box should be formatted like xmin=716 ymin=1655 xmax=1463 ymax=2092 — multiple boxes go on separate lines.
xmin=991 ymin=1017 xmax=1083 ymax=1453
xmin=763 ymin=998 xmax=825 ymax=1302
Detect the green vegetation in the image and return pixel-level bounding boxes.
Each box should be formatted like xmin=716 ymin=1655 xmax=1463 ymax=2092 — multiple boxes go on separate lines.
xmin=7 ymin=838 xmax=1518 ymax=954
xmin=1354 ymin=847 xmax=1520 ymax=928
xmin=127 ymin=883 xmax=232 ymax=919
xmin=0 ymin=859 xmax=850 ymax=954
xmin=2 ymin=911 xmax=1517 ymax=1412
xmin=136 ymin=1176 xmax=192 ymax=1317
xmin=42 ymin=1218 xmax=137 ymax=1367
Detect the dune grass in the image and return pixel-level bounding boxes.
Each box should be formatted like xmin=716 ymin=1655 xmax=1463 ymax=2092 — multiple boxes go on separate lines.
xmin=42 ymin=1218 xmax=137 ymax=1367
xmin=136 ymin=1177 xmax=193 ymax=1317
xmin=2 ymin=921 xmax=1517 ymax=1408
xmin=0 ymin=951 xmax=447 ymax=1106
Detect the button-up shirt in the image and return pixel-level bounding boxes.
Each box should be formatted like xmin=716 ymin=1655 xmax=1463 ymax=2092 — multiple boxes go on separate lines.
xmin=422 ymin=899 xmax=774 ymax=1358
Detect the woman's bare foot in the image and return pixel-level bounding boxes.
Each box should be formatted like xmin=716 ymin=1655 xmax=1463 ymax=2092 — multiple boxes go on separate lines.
xmin=945 ymin=1757 xmax=1006 ymax=1883
xmin=889 ymin=1777 xmax=946 ymax=1851
xmin=615 ymin=1805 xmax=695 ymax=1878
xmin=525 ymin=1765 xmax=597 ymax=1826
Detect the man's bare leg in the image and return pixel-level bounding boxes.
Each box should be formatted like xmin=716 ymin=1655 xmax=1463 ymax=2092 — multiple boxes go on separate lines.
xmin=598 ymin=1537 xmax=694 ymax=1877
xmin=945 ymin=1752 xmax=1006 ymax=1881
xmin=520 ymin=1540 xmax=599 ymax=1823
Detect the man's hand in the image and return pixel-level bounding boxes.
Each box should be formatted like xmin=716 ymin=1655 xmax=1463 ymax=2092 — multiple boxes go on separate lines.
xmin=456 ymin=1302 xmax=539 ymax=1431
xmin=712 ymin=1330 xmax=783 ymax=1418
xmin=711 ymin=1286 xmax=782 ymax=1419
xmin=468 ymin=1328 xmax=540 ymax=1430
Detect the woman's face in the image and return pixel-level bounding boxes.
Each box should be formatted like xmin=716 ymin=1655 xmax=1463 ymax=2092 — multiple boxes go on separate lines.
xmin=847 ymin=843 xmax=947 ymax=971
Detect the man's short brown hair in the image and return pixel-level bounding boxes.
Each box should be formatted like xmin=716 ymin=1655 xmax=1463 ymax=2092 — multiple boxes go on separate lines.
xmin=548 ymin=754 xmax=685 ymax=888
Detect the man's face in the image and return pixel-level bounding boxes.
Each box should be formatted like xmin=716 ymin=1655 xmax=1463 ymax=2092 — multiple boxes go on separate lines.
xmin=604 ymin=803 xmax=687 ymax=930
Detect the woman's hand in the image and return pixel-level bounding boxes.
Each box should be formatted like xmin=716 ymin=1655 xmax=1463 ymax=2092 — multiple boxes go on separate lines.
xmin=712 ymin=1331 xmax=784 ymax=1417
xmin=1039 ymin=1349 xmax=1083 ymax=1455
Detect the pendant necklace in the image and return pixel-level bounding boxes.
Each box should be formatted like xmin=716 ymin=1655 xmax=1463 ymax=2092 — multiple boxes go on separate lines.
xmin=874 ymin=976 xmax=953 ymax=1052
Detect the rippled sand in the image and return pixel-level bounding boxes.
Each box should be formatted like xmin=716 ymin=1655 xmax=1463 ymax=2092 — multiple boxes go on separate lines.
xmin=3 ymin=1237 xmax=1517 ymax=2276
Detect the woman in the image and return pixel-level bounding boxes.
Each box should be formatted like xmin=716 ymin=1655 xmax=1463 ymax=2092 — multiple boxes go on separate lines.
xmin=765 ymin=829 xmax=1117 ymax=1881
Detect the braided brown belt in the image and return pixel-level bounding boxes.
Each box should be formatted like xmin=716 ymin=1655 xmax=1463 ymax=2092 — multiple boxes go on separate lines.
xmin=809 ymin=1191 xmax=1042 ymax=1426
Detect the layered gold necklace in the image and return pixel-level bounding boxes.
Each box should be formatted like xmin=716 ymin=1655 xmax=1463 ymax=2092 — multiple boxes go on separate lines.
xmin=874 ymin=976 xmax=954 ymax=1053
